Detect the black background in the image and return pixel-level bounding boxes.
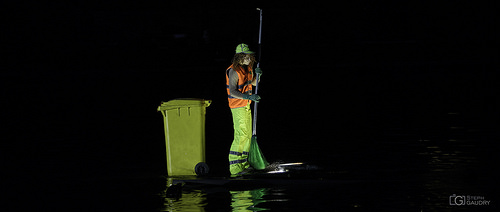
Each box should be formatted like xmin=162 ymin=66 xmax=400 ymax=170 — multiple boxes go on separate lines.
xmin=2 ymin=2 xmax=498 ymax=209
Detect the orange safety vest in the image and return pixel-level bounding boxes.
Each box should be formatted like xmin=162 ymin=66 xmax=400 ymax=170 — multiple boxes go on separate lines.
xmin=226 ymin=65 xmax=254 ymax=109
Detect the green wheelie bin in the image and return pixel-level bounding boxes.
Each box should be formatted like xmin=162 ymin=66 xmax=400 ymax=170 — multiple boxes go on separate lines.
xmin=157 ymin=99 xmax=211 ymax=176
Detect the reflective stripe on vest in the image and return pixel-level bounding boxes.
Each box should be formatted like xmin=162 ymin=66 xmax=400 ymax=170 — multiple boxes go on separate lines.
xmin=226 ymin=65 xmax=254 ymax=109
xmin=229 ymin=151 xmax=249 ymax=156
xmin=229 ymin=158 xmax=248 ymax=165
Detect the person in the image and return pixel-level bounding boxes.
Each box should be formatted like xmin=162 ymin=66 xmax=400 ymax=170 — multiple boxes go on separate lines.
xmin=225 ymin=43 xmax=262 ymax=175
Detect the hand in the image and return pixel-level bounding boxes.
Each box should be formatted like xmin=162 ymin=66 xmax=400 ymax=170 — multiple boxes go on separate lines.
xmin=243 ymin=94 xmax=261 ymax=103
xmin=254 ymin=68 xmax=262 ymax=76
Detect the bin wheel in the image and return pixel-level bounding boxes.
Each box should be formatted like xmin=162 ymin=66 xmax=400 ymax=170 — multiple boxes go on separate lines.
xmin=195 ymin=162 xmax=209 ymax=176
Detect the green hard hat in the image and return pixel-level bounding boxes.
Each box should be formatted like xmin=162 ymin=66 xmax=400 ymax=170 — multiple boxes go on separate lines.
xmin=235 ymin=43 xmax=255 ymax=54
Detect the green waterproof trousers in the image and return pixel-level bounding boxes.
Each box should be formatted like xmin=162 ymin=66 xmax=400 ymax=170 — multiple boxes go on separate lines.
xmin=229 ymin=103 xmax=252 ymax=175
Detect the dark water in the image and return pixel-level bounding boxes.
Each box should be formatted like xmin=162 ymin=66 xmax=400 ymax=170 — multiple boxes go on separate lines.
xmin=158 ymin=127 xmax=497 ymax=211
xmin=3 ymin=63 xmax=497 ymax=211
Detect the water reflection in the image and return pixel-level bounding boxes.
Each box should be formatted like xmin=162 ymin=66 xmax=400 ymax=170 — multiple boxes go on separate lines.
xmin=161 ymin=179 xmax=271 ymax=212
xmin=161 ymin=188 xmax=207 ymax=211
xmin=161 ymin=178 xmax=207 ymax=211
xmin=231 ymin=188 xmax=269 ymax=211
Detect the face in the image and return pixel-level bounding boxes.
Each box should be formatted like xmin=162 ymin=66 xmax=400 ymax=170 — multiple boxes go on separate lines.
xmin=240 ymin=54 xmax=251 ymax=65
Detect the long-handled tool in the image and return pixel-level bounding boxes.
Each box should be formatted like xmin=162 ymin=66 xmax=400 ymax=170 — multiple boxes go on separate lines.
xmin=248 ymin=8 xmax=269 ymax=170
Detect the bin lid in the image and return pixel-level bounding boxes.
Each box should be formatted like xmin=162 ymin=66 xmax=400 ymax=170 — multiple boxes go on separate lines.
xmin=157 ymin=98 xmax=211 ymax=111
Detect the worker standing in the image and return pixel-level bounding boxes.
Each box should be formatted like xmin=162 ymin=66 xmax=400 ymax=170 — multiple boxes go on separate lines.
xmin=225 ymin=43 xmax=262 ymax=175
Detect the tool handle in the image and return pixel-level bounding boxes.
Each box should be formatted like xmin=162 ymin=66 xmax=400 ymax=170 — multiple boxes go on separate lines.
xmin=253 ymin=8 xmax=262 ymax=136
xmin=252 ymin=73 xmax=260 ymax=136
xmin=257 ymin=8 xmax=262 ymax=65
